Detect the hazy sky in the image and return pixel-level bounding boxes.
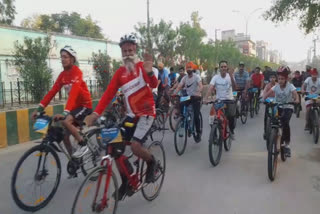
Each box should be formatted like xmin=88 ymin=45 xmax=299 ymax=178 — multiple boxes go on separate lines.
xmin=13 ymin=0 xmax=318 ymax=62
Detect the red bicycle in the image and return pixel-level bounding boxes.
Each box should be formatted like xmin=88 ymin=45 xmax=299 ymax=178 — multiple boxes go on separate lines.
xmin=71 ymin=121 xmax=166 ymax=214
xmin=207 ymin=100 xmax=233 ymax=166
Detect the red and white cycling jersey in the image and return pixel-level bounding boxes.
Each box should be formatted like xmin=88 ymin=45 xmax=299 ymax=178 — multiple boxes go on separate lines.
xmin=94 ymin=62 xmax=158 ymax=117
xmin=40 ymin=65 xmax=92 ymax=112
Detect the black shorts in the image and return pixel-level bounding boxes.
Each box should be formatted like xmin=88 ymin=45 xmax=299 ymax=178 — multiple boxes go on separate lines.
xmin=70 ymin=107 xmax=92 ymax=121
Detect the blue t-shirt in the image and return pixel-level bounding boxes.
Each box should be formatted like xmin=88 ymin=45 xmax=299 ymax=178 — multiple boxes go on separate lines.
xmin=159 ymin=68 xmax=171 ymax=86
xmin=234 ymin=71 xmax=250 ymax=89
xmin=169 ymin=72 xmax=177 ymax=82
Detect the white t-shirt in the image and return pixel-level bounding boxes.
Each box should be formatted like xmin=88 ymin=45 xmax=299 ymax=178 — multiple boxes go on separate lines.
xmin=210 ymin=73 xmax=234 ymax=100
xmin=271 ymin=83 xmax=296 ymax=109
xmin=304 ymin=77 xmax=320 ymax=94
xmin=152 ymin=67 xmax=159 ymax=94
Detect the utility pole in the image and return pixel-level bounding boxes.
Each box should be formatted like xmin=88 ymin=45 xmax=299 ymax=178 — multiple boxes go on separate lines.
xmin=313 ymin=38 xmax=317 ymax=58
xmin=147 ymin=0 xmax=152 ymax=52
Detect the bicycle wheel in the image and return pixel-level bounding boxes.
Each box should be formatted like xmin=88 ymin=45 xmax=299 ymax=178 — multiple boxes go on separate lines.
xmin=250 ymin=99 xmax=254 ymax=118
xmin=80 ymin=131 xmax=104 ymax=180
xmin=150 ymin=110 xmax=165 ymax=142
xmin=208 ymin=124 xmax=223 ymax=167
xmin=312 ymin=109 xmax=319 ymax=144
xmin=240 ymin=102 xmax=248 ymax=124
xmin=174 ymin=118 xmax=187 ymax=156
xmin=296 ymin=105 xmax=301 ymax=118
xmin=224 ymin=125 xmax=232 ymax=151
xmin=71 ymin=166 xmax=118 ymax=214
xmin=255 ymin=98 xmax=260 ymax=115
xmin=141 ymin=141 xmax=166 ymax=201
xmin=169 ymin=107 xmax=179 ymax=132
xmin=280 ymin=144 xmax=287 ymax=162
xmin=11 ymin=144 xmax=61 ymax=212
xmin=265 ymin=117 xmax=271 ymax=149
xmin=268 ymin=128 xmax=279 ymax=181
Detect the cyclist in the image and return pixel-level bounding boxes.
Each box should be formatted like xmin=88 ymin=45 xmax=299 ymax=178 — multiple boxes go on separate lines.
xmin=292 ymin=71 xmax=303 ymax=88
xmin=31 ymin=46 xmax=92 ymax=158
xmin=169 ymin=67 xmax=177 ymax=87
xmin=301 ymin=68 xmax=320 ymax=131
xmin=85 ymin=34 xmax=158 ymax=199
xmin=157 ymin=62 xmax=170 ymax=107
xmin=262 ymin=72 xmax=277 ymax=139
xmin=250 ymin=66 xmax=264 ymax=94
xmin=173 ymin=61 xmax=203 ymax=142
xmin=204 ymin=60 xmax=237 ymax=139
xmin=234 ymin=62 xmax=250 ymax=105
xmin=263 ymin=66 xmax=299 ymax=157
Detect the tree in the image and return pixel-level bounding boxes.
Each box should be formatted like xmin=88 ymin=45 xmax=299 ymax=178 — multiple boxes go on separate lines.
xmin=176 ymin=11 xmax=207 ymax=62
xmin=264 ymin=0 xmax=320 ymax=34
xmin=21 ymin=12 xmax=104 ymax=39
xmin=135 ymin=19 xmax=178 ymax=65
xmin=91 ymin=51 xmax=112 ymax=90
xmin=0 ymin=0 xmax=16 ymax=25
xmin=13 ymin=37 xmax=52 ymax=103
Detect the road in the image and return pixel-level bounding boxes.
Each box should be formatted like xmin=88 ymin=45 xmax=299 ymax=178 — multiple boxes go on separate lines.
xmin=1 ymin=104 xmax=320 ymax=214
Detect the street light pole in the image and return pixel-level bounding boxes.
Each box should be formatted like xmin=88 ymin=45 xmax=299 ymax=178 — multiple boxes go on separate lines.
xmin=233 ymin=8 xmax=262 ymax=38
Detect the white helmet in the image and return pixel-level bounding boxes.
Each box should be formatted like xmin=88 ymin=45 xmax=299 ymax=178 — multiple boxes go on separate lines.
xmin=119 ymin=34 xmax=137 ymax=47
xmin=60 ymin=45 xmax=77 ymax=61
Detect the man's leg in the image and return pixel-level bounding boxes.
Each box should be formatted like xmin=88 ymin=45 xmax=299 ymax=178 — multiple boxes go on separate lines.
xmin=63 ymin=133 xmax=73 ymax=156
xmin=191 ymin=97 xmax=201 ymax=142
xmin=280 ymin=109 xmax=293 ymax=157
xmin=62 ymin=115 xmax=83 ymax=143
xmin=305 ymin=105 xmax=311 ymax=130
xmin=226 ymin=102 xmax=236 ymax=135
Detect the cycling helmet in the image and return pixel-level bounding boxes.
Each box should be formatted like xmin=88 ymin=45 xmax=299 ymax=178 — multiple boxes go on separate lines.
xmin=277 ymin=65 xmax=291 ymax=77
xmin=119 ymin=34 xmax=137 ymax=47
xmin=60 ymin=45 xmax=77 ymax=61
xmin=310 ymin=68 xmax=318 ymax=76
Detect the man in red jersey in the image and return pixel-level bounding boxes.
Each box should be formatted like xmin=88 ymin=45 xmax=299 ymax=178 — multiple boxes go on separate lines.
xmin=85 ymin=34 xmax=158 ymax=199
xmin=32 ymin=46 xmax=92 ymax=158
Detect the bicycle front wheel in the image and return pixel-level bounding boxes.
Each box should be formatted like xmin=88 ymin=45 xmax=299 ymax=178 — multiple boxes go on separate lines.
xmin=141 ymin=141 xmax=166 ymax=201
xmin=174 ymin=118 xmax=187 ymax=156
xmin=268 ymin=128 xmax=279 ymax=181
xmin=11 ymin=144 xmax=61 ymax=212
xmin=208 ymin=124 xmax=223 ymax=166
xmin=250 ymin=99 xmax=254 ymax=118
xmin=71 ymin=166 xmax=118 ymax=214
xmin=312 ymin=109 xmax=319 ymax=144
xmin=240 ymin=102 xmax=248 ymax=124
xmin=169 ymin=107 xmax=179 ymax=132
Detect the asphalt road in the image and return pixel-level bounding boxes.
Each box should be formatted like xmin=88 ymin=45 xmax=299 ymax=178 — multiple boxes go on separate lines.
xmin=1 ymin=104 xmax=320 ymax=214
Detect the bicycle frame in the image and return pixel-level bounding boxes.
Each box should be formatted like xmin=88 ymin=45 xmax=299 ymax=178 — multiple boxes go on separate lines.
xmin=210 ymin=104 xmax=229 ymax=141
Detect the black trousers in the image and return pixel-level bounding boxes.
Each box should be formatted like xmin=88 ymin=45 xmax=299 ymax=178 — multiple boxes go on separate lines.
xmin=180 ymin=96 xmax=202 ymax=134
xmin=278 ymin=108 xmax=293 ymax=144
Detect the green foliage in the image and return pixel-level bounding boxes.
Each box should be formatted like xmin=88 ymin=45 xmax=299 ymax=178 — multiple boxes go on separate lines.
xmin=0 ymin=0 xmax=16 ymax=25
xmin=13 ymin=37 xmax=52 ymax=102
xmin=91 ymin=51 xmax=112 ymax=90
xmin=264 ymin=0 xmax=320 ymax=34
xmin=21 ymin=12 xmax=104 ymax=39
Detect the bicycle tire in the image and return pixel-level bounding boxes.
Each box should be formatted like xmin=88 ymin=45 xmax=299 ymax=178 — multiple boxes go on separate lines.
xmin=255 ymin=99 xmax=260 ymax=115
xmin=192 ymin=112 xmax=203 ymax=141
xmin=312 ymin=109 xmax=319 ymax=144
xmin=174 ymin=118 xmax=187 ymax=156
xmin=240 ymin=103 xmax=248 ymax=124
xmin=265 ymin=116 xmax=271 ymax=149
xmin=169 ymin=107 xmax=179 ymax=132
xmin=250 ymin=99 xmax=254 ymax=118
xmin=296 ymin=105 xmax=301 ymax=118
xmin=71 ymin=166 xmax=118 ymax=214
xmin=141 ymin=141 xmax=166 ymax=201
xmin=268 ymin=128 xmax=279 ymax=181
xmin=208 ymin=124 xmax=223 ymax=166
xmin=280 ymin=145 xmax=287 ymax=162
xmin=11 ymin=144 xmax=61 ymax=212
xmin=224 ymin=125 xmax=232 ymax=151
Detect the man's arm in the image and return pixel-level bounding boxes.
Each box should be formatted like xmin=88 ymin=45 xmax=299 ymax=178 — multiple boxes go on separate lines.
xmin=39 ymin=74 xmax=63 ymax=110
xmin=204 ymin=84 xmax=215 ymax=101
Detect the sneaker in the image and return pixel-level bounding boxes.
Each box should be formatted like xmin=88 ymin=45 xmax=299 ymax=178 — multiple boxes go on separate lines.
xmin=304 ymin=124 xmax=310 ymax=131
xmin=72 ymin=145 xmax=89 ymax=158
xmin=145 ymin=157 xmax=156 ymax=184
xmin=230 ymin=133 xmax=235 ymax=141
xmin=284 ymin=146 xmax=291 ymax=158
xmin=195 ymin=133 xmax=201 ymax=143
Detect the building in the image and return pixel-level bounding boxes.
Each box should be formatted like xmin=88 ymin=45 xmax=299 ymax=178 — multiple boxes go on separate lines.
xmin=221 ymin=30 xmax=256 ymax=57
xmin=269 ymin=50 xmax=281 ymax=64
xmin=256 ymin=40 xmax=269 ymax=61
xmin=0 ymin=25 xmax=122 ymax=105
xmin=221 ymin=30 xmax=236 ymax=41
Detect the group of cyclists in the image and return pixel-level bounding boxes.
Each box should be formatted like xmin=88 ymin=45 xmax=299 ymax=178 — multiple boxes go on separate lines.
xmin=25 ymin=33 xmax=320 ymax=210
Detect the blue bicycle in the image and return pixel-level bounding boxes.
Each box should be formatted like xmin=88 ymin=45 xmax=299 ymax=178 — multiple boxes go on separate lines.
xmin=174 ymin=96 xmax=203 ymax=156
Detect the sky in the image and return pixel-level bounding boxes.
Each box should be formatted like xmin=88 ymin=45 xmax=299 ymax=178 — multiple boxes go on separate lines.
xmin=13 ymin=0 xmax=318 ymax=63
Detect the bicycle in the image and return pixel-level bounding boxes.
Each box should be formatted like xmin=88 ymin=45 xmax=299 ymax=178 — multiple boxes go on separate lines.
xmin=305 ymin=93 xmax=320 ymax=144
xmin=263 ymin=97 xmax=275 ymax=149
xmin=266 ymin=101 xmax=295 ymax=181
xmin=248 ymin=88 xmax=260 ymax=118
xmin=71 ymin=120 xmax=166 ymax=214
xmin=169 ymin=95 xmax=180 ymax=132
xmin=174 ymin=96 xmax=203 ymax=156
xmin=11 ymin=112 xmax=103 ymax=212
xmin=295 ymin=87 xmax=302 ymax=118
xmin=207 ymin=100 xmax=234 ymax=167
xmin=148 ymin=108 xmax=168 ymax=142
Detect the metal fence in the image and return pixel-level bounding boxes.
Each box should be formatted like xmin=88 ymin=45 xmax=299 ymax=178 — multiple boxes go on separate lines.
xmin=0 ymin=79 xmax=105 ymax=109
